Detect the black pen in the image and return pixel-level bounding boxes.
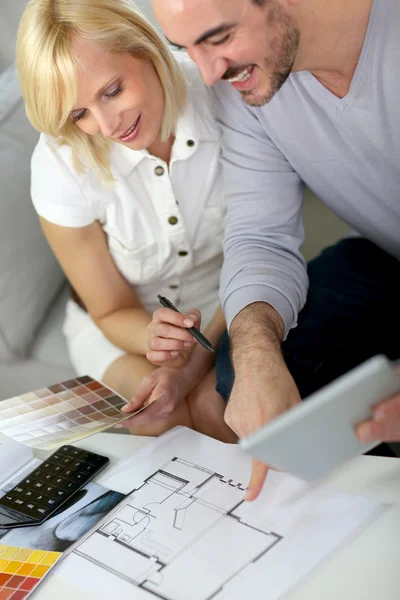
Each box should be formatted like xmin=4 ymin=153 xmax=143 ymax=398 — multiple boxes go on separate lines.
xmin=157 ymin=295 xmax=214 ymax=353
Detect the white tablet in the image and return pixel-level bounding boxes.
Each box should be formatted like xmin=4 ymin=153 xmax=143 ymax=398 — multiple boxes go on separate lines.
xmin=240 ymin=355 xmax=400 ymax=481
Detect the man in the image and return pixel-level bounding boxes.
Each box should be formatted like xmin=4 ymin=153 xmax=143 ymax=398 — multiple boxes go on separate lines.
xmin=150 ymin=0 xmax=400 ymax=499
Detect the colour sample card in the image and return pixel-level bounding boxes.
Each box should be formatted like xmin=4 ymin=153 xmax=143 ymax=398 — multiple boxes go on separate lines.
xmin=0 ymin=544 xmax=61 ymax=599
xmin=0 ymin=376 xmax=129 ymax=450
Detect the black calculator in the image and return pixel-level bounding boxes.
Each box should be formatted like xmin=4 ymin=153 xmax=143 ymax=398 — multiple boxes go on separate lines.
xmin=0 ymin=445 xmax=109 ymax=529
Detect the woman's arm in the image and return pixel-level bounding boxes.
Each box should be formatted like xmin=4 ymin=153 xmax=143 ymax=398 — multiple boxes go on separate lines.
xmin=40 ymin=217 xmax=152 ymax=355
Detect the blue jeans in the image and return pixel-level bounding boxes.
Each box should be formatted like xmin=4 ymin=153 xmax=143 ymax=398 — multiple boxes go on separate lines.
xmin=216 ymin=238 xmax=400 ymax=402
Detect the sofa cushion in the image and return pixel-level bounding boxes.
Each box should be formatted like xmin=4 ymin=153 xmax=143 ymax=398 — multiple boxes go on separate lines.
xmin=0 ymin=360 xmax=75 ymax=401
xmin=0 ymin=64 xmax=65 ymax=359
xmin=30 ymin=284 xmax=72 ymax=368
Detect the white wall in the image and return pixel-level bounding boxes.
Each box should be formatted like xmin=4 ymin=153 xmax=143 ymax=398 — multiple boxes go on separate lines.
xmin=0 ymin=0 xmax=157 ymax=72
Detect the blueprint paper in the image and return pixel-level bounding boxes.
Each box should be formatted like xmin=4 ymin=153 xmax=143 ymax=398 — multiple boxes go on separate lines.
xmin=54 ymin=427 xmax=383 ymax=600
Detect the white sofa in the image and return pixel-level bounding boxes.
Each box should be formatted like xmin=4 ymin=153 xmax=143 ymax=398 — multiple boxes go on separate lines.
xmin=0 ymin=63 xmax=75 ymax=399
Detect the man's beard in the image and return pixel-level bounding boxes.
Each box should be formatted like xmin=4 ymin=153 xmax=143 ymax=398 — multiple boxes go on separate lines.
xmin=225 ymin=1 xmax=300 ymax=107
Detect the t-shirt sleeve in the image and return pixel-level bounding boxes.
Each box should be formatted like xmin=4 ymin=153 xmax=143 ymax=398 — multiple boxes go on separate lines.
xmin=30 ymin=135 xmax=94 ymax=228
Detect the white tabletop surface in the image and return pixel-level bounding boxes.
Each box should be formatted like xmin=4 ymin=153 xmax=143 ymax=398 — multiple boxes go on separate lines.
xmin=5 ymin=432 xmax=400 ymax=600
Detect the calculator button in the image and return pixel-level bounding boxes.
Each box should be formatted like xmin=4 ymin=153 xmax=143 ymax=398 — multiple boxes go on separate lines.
xmin=24 ymin=490 xmax=34 ymax=498
xmin=36 ymin=506 xmax=48 ymax=516
xmin=46 ymin=497 xmax=59 ymax=507
xmin=72 ymin=472 xmax=86 ymax=483
xmin=53 ymin=465 xmax=65 ymax=474
xmin=0 ymin=495 xmax=15 ymax=508
xmin=60 ymin=446 xmax=72 ymax=454
xmin=71 ymin=448 xmax=83 ymax=458
xmin=86 ymin=453 xmax=106 ymax=466
xmin=21 ymin=477 xmax=34 ymax=486
xmin=72 ymin=461 xmax=82 ymax=470
xmin=42 ymin=473 xmax=55 ymax=483
xmin=33 ymin=469 xmax=43 ymax=478
xmin=55 ymin=489 xmax=68 ymax=499
xmin=33 ymin=481 xmax=44 ymax=489
xmin=14 ymin=486 xmax=24 ymax=494
xmin=44 ymin=485 xmax=55 ymax=495
xmin=34 ymin=493 xmax=48 ymax=504
xmin=42 ymin=462 xmax=53 ymax=470
xmin=62 ymin=480 xmax=80 ymax=492
xmin=53 ymin=477 xmax=66 ymax=486
xmin=13 ymin=498 xmax=26 ymax=509
xmin=82 ymin=464 xmax=97 ymax=475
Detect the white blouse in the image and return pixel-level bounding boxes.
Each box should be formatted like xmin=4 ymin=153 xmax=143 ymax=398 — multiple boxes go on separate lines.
xmin=31 ymin=57 xmax=225 ymax=327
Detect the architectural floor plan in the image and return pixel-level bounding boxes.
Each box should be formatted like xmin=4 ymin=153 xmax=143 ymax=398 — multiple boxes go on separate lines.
xmin=55 ymin=427 xmax=382 ymax=600
xmin=74 ymin=457 xmax=281 ymax=600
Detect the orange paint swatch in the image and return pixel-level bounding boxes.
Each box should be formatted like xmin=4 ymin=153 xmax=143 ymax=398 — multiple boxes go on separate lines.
xmin=0 ymin=544 xmax=61 ymax=600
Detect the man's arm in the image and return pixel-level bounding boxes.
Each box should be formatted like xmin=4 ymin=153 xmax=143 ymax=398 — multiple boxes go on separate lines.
xmin=212 ymin=82 xmax=308 ymax=498
xmin=213 ymin=82 xmax=308 ymax=335
xmin=226 ymin=302 xmax=301 ymax=500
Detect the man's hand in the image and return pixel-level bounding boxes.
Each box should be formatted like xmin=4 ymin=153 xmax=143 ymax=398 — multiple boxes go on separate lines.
xmin=225 ymin=354 xmax=301 ymax=500
xmin=357 ymin=393 xmax=400 ymax=443
xmin=226 ymin=303 xmax=301 ymax=501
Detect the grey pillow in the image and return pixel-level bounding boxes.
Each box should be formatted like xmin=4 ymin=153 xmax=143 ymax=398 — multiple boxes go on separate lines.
xmin=0 ymin=64 xmax=65 ymax=359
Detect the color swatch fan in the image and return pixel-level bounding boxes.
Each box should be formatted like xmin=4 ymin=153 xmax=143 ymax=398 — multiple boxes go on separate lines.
xmin=0 ymin=376 xmax=129 ymax=450
xmin=0 ymin=544 xmax=60 ymax=599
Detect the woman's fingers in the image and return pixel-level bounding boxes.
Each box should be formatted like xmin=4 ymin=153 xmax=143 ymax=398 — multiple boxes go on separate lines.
xmin=121 ymin=374 xmax=155 ymax=413
xmin=146 ymin=308 xmax=201 ymax=366
xmin=119 ymin=391 xmax=175 ymax=428
xmin=148 ymin=331 xmax=196 ymax=350
xmin=146 ymin=350 xmax=180 ymax=364
xmin=147 ymin=350 xmax=194 ymax=368
xmin=152 ymin=308 xmax=200 ymax=328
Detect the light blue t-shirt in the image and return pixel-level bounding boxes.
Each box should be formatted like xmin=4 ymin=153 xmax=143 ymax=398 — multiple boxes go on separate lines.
xmin=213 ymin=0 xmax=400 ymax=334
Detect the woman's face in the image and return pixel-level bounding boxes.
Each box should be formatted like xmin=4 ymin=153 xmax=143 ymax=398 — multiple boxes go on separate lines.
xmin=69 ymin=38 xmax=165 ymax=150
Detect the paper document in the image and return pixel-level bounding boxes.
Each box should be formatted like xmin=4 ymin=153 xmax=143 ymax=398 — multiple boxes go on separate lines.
xmin=54 ymin=427 xmax=384 ymax=600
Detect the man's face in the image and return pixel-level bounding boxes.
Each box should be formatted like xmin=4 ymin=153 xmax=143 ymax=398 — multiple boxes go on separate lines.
xmin=152 ymin=0 xmax=300 ymax=106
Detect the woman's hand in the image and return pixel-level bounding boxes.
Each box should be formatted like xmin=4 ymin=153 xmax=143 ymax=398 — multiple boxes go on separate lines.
xmin=119 ymin=367 xmax=191 ymax=428
xmin=147 ymin=307 xmax=201 ymax=367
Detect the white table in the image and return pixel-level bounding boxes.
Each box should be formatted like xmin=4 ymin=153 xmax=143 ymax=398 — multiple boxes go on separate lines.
xmin=15 ymin=434 xmax=400 ymax=598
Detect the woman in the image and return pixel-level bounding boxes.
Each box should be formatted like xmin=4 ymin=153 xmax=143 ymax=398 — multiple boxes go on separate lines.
xmin=17 ymin=0 xmax=233 ymax=440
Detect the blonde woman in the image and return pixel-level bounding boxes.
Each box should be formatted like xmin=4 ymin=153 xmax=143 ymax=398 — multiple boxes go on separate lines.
xmin=17 ymin=0 xmax=233 ymax=440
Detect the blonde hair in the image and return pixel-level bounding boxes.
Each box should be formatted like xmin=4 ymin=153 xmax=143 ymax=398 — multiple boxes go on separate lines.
xmin=16 ymin=0 xmax=187 ymax=181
